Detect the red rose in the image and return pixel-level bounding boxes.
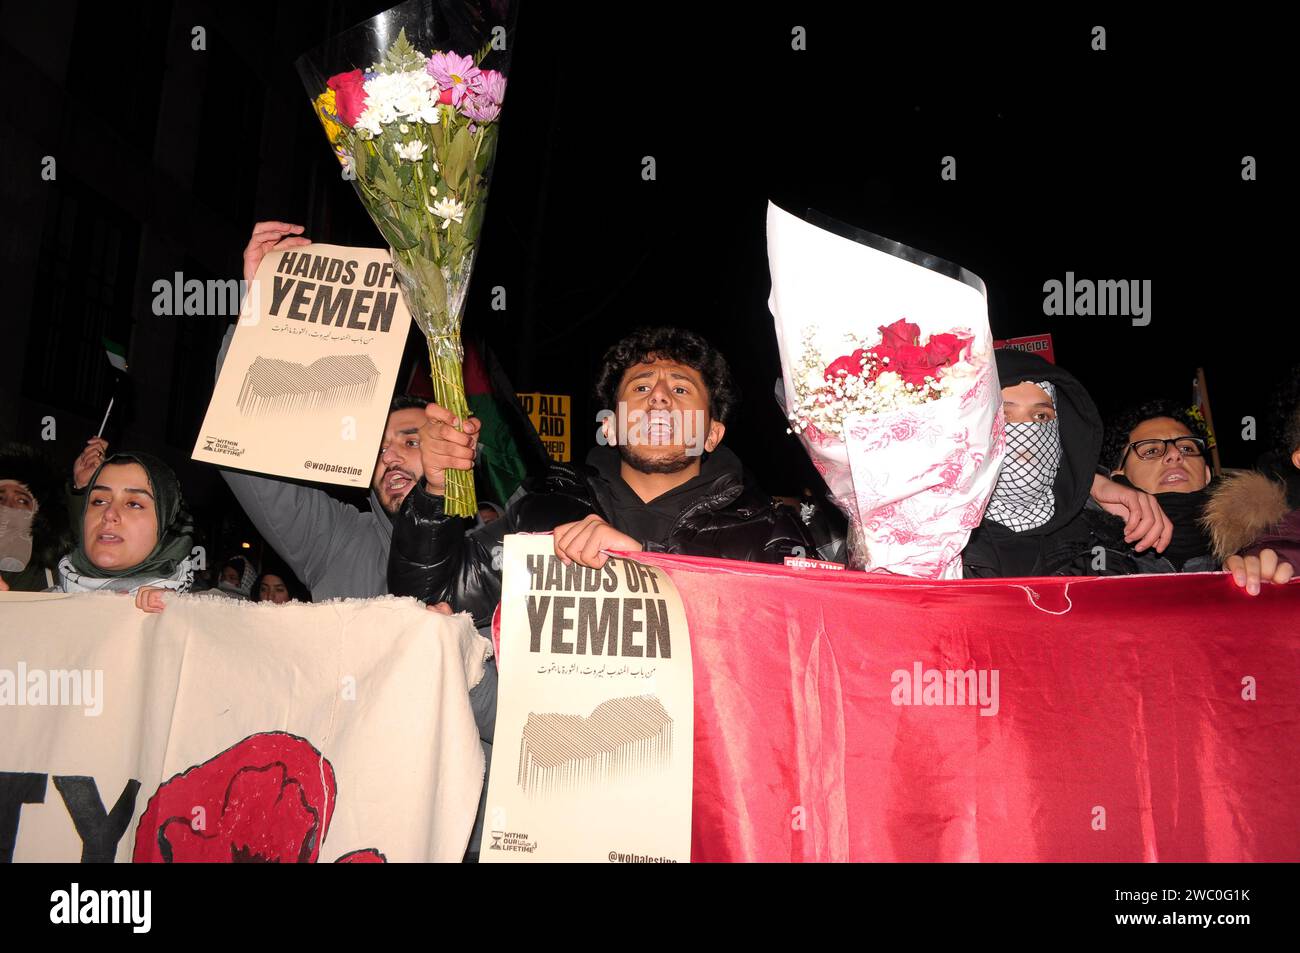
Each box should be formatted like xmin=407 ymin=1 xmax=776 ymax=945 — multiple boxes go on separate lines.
xmin=878 ymin=318 xmax=921 ymax=349
xmin=893 ymin=343 xmax=935 ymax=387
xmin=438 ymin=87 xmax=454 ymax=105
xmin=872 ymin=342 xmax=933 ymax=388
xmin=823 ymin=348 xmax=867 ymax=380
xmin=327 ymin=69 xmax=367 ymax=126
xmin=924 ymin=332 xmax=973 ymax=368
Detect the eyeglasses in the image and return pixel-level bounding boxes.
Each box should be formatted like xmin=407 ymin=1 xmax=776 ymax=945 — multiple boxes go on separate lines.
xmin=1123 ymin=436 xmax=1207 ymax=462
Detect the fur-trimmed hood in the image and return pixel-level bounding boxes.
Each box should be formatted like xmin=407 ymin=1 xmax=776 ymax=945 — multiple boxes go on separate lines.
xmin=1201 ymin=470 xmax=1290 ymax=561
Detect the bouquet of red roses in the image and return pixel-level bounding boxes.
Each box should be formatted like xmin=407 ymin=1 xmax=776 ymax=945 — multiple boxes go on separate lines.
xmin=769 ymin=204 xmax=1005 ymax=578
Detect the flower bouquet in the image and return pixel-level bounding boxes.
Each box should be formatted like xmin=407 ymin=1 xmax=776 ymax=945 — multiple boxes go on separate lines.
xmin=296 ymin=0 xmax=515 ymax=516
xmin=767 ymin=203 xmax=1005 ymax=578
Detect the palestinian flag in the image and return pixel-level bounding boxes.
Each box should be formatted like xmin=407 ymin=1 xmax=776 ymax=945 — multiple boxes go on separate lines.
xmin=104 ymin=337 xmax=128 ymax=372
xmin=405 ymin=338 xmax=549 ymax=508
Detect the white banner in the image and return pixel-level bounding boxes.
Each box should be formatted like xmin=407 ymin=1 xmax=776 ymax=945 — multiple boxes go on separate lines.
xmin=483 ymin=534 xmax=693 ymax=863
xmin=0 ymin=591 xmax=489 ymax=863
xmin=193 ymin=243 xmax=412 ymax=487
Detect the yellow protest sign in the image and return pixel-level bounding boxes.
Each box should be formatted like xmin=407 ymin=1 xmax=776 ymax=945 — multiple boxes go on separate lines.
xmin=517 ymin=392 xmax=571 ymax=462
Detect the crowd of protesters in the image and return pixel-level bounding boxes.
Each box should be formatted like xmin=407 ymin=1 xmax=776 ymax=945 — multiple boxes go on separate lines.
xmin=3 ymin=220 xmax=1297 ymax=600
xmin=2 ymin=221 xmax=1297 ymax=857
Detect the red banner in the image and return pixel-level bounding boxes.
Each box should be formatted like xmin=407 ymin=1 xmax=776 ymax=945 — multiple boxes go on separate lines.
xmin=993 ymin=332 xmax=1055 ymax=364
xmin=628 ymin=555 xmax=1300 ymax=862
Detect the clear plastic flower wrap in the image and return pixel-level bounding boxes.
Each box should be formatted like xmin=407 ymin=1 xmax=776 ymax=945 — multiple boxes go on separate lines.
xmin=767 ymin=203 xmax=1006 ymax=578
xmin=296 ymin=0 xmax=516 ymax=516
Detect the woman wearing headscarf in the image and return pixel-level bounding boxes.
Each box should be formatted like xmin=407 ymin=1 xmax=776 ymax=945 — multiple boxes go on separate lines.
xmin=54 ymin=450 xmax=195 ymax=611
xmin=214 ymin=555 xmax=259 ymax=600
xmin=252 ymin=559 xmax=312 ymax=604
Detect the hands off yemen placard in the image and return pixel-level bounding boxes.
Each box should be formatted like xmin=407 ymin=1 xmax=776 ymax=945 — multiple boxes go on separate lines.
xmin=483 ymin=534 xmax=694 ymax=862
xmin=193 ymin=244 xmax=412 ymax=487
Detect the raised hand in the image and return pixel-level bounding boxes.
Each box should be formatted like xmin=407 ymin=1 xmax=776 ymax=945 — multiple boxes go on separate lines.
xmin=73 ymin=437 xmax=109 ymax=490
xmin=419 ymin=401 xmax=481 ymax=496
xmin=243 ymin=221 xmax=311 ymax=287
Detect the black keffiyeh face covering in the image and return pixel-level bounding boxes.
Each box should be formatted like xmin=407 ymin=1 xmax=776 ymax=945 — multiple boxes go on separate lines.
xmin=986 ymin=381 xmax=1062 ymax=532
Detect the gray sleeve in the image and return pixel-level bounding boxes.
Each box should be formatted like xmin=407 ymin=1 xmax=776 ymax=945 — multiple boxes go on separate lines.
xmin=214 ymin=323 xmax=362 ymax=590
xmin=468 ymin=656 xmax=497 ymax=744
xmin=220 ymin=468 xmax=363 ymax=591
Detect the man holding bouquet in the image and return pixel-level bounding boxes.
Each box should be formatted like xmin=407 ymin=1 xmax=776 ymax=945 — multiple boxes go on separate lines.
xmin=388 ymin=327 xmax=818 ymax=625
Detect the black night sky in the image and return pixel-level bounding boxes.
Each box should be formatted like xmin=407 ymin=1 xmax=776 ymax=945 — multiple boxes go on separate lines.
xmin=1 ymin=3 xmax=1292 ymax=555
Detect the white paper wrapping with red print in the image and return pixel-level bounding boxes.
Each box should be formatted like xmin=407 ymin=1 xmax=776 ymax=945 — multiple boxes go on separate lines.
xmin=767 ymin=202 xmax=1005 ymax=578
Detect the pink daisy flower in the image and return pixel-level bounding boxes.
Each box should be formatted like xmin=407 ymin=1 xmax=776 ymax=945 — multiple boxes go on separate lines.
xmin=426 ymin=51 xmax=483 ymax=106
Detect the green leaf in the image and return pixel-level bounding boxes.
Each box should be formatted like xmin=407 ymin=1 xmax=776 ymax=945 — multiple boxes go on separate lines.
xmin=374 ymin=159 xmax=404 ymax=202
xmin=374 ymin=210 xmax=421 ymax=251
xmin=352 ymin=143 xmax=369 ymax=182
xmin=463 ymin=201 xmax=485 ymax=243
xmin=411 ymin=255 xmax=448 ymax=315
xmin=443 ymin=123 xmax=474 ymax=189
xmin=396 ymin=160 xmax=415 ymax=188
xmin=381 ymin=28 xmax=426 ymax=74
xmin=474 ymin=125 xmax=499 ymax=175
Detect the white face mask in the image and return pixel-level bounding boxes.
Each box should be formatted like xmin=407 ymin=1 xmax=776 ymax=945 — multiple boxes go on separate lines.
xmin=985 ymin=381 xmax=1063 ymax=533
xmin=0 ymin=504 xmax=35 ymax=573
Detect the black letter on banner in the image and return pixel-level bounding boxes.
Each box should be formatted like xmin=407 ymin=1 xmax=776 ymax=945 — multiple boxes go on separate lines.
xmin=577 ymin=598 xmax=618 ymax=656
xmin=644 ymin=598 xmax=671 ymax=658
xmin=527 ymin=595 xmax=550 ymax=652
xmin=53 ymin=776 xmax=142 ymax=864
xmin=0 ymin=772 xmax=48 ymax=863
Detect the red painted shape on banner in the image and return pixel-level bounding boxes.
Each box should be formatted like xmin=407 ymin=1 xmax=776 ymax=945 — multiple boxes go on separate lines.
xmin=626 ymin=554 xmax=1300 ymax=862
xmin=132 ymin=731 xmax=386 ymax=863
xmin=993 ymin=333 xmax=1055 ymax=364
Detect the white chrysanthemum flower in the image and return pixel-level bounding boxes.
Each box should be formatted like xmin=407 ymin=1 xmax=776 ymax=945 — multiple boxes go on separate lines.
xmin=364 ymin=69 xmax=437 ymax=122
xmin=430 ymin=196 xmax=465 ymax=228
xmin=399 ymin=123 xmax=410 ymax=134
xmin=395 ymin=140 xmax=427 ymax=161
xmin=355 ymin=108 xmax=383 ymax=137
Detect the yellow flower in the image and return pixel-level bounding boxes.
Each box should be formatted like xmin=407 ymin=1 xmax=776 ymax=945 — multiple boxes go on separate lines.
xmin=314 ymin=90 xmax=345 ymax=146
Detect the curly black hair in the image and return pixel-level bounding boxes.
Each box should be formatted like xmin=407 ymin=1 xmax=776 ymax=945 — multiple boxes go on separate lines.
xmin=593 ymin=327 xmax=739 ymax=424
xmin=1102 ymin=399 xmax=1210 ymax=472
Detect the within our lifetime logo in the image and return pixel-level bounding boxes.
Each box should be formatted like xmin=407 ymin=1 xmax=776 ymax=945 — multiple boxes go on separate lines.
xmin=491 ymin=830 xmax=537 ymax=853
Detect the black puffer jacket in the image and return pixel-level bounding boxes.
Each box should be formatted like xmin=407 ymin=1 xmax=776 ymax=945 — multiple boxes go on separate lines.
xmin=388 ymin=445 xmax=817 ymax=627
